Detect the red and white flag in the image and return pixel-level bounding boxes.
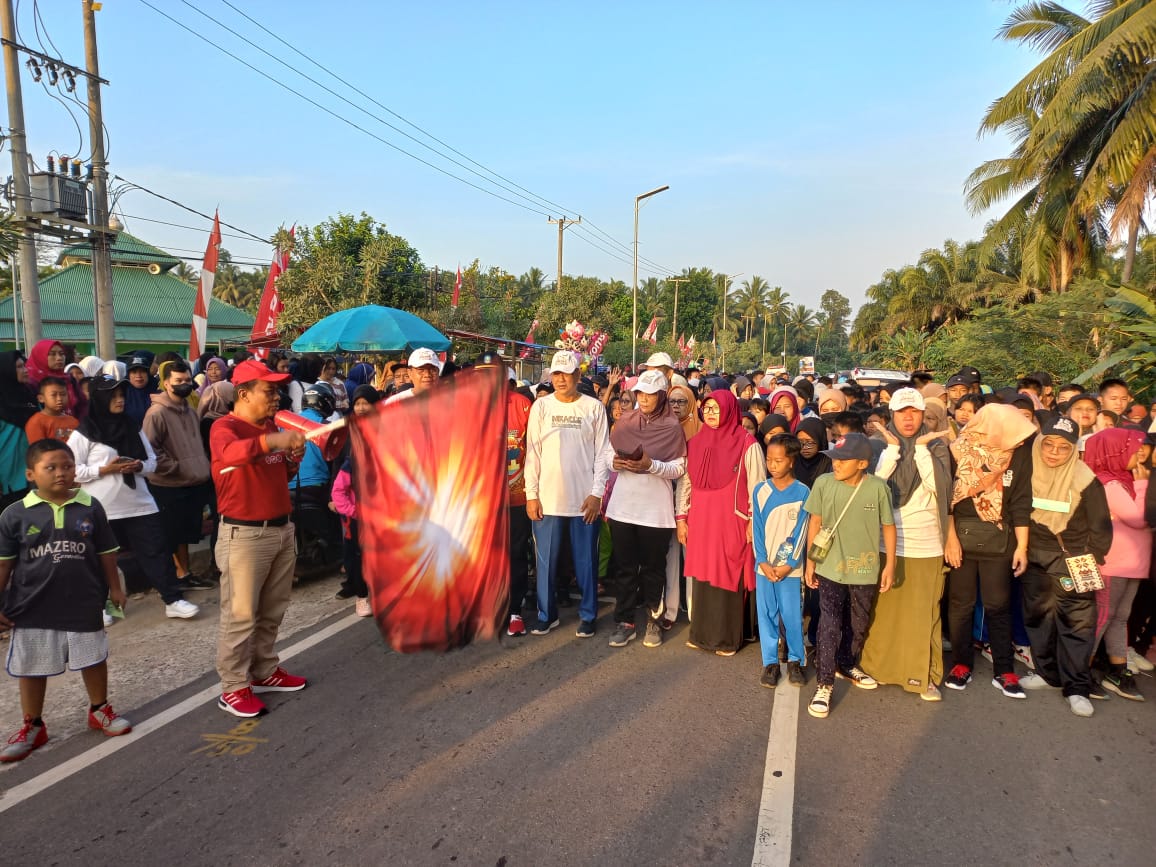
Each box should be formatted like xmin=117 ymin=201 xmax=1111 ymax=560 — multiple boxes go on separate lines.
xmin=518 ymin=319 xmax=540 ymax=359
xmin=188 ymin=210 xmax=221 ymax=360
xmin=451 ymin=265 xmax=463 ymax=308
xmin=677 ymin=334 xmax=686 ymax=353
xmin=642 ymin=316 xmax=658 ymax=343
xmin=249 ymin=227 xmax=295 ymax=359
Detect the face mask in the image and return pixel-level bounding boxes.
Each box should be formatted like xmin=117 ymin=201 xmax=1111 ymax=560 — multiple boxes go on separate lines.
xmin=688 ymin=377 xmax=700 ymax=388
xmin=820 ymin=412 xmax=841 ymax=426
xmin=171 ymin=383 xmax=195 ymax=399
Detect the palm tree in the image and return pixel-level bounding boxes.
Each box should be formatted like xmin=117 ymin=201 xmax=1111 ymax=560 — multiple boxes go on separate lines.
xmin=732 ymin=275 xmax=770 ymax=342
xmin=518 ymin=266 xmax=547 ymax=306
xmin=712 ymin=274 xmax=739 ymax=343
xmin=763 ymin=285 xmax=790 ymax=359
xmin=786 ymin=304 xmax=817 ymax=356
xmin=173 ymin=260 xmax=198 ymax=285
xmin=968 ymin=1 xmax=1156 ymax=287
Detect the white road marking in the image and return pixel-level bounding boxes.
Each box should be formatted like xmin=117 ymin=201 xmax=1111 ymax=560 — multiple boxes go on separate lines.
xmin=751 ymin=685 xmax=800 ymax=866
xmin=0 ymin=613 xmax=361 ymax=814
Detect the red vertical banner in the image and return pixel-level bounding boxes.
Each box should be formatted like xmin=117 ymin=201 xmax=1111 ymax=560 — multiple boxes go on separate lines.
xmin=250 ymin=227 xmax=294 ymax=358
xmin=451 ymin=265 xmax=463 ymax=308
xmin=189 ymin=211 xmax=221 ymax=360
xmin=349 ymin=366 xmax=509 ymax=652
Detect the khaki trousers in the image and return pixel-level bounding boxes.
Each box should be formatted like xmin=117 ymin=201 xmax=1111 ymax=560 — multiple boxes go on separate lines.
xmin=215 ymin=522 xmax=297 ymax=694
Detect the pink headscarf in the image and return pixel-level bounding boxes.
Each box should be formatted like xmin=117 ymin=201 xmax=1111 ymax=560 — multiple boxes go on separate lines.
xmin=687 ymin=389 xmax=756 ymax=490
xmin=1083 ymin=428 xmax=1145 ymax=499
xmin=766 ymin=386 xmax=801 ymax=433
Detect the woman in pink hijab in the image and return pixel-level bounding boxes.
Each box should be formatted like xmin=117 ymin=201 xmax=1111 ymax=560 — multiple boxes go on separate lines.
xmin=26 ymin=338 xmax=86 ymax=417
xmin=766 ymin=386 xmax=801 ymax=433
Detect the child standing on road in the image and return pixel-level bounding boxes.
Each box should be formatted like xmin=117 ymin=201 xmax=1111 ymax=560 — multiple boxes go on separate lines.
xmin=752 ymin=434 xmax=810 ymax=689
xmin=0 ymin=439 xmax=131 ymax=763
xmin=803 ymin=433 xmax=896 ymax=719
xmin=24 ymin=376 xmax=79 ymax=444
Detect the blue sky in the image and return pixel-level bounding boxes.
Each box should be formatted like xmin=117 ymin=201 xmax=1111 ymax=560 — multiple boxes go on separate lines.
xmin=14 ymin=1 xmax=1045 ymax=316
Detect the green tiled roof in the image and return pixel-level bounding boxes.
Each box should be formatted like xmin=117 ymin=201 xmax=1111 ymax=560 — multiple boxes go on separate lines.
xmin=0 ymin=263 xmax=254 ymax=345
xmin=57 ymin=232 xmax=183 ymax=270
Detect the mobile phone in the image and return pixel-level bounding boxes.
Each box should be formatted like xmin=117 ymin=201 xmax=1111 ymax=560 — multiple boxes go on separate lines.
xmin=615 ymin=447 xmax=643 ymax=461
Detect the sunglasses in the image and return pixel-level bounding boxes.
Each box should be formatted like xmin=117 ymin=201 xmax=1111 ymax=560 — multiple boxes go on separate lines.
xmin=668 ymin=399 xmax=689 ymax=407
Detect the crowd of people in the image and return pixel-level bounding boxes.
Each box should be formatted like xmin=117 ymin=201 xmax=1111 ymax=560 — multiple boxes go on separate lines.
xmin=1 ymin=334 xmax=1153 ymax=763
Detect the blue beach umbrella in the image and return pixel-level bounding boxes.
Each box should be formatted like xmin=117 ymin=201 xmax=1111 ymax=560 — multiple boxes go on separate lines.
xmin=291 ymin=305 xmax=451 ymax=353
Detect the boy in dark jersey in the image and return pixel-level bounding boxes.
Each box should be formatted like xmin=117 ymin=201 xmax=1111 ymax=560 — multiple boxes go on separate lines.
xmin=0 ymin=439 xmax=130 ymax=762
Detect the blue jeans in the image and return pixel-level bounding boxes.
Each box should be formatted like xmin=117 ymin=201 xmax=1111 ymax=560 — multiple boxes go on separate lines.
xmin=756 ymin=575 xmax=805 ymax=666
xmin=533 ymin=515 xmax=600 ymax=624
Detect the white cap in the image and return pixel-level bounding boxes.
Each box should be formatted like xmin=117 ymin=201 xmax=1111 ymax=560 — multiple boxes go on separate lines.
xmin=549 ymin=350 xmax=580 ymax=374
xmin=100 ymin=360 xmax=126 ymax=381
xmin=507 ymin=366 xmax=517 ymax=381
xmin=889 ymin=387 xmax=926 ymax=412
xmin=644 ymin=351 xmax=674 ymax=369
xmin=633 ymin=369 xmax=668 ymax=394
xmin=407 ymin=347 xmax=443 ymax=372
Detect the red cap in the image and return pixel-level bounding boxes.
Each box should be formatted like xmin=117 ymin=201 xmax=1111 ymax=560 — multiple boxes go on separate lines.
xmin=232 ymin=359 xmax=291 ymax=385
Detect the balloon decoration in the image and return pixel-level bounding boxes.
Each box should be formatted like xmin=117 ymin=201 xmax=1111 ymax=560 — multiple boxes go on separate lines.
xmin=553 ymin=319 xmax=609 ymax=371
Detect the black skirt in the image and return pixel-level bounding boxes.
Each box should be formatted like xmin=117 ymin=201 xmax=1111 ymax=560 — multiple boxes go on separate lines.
xmin=689 ymin=580 xmax=746 ymax=653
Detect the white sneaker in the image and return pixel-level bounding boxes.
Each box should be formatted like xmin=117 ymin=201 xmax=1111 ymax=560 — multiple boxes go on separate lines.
xmin=1019 ymin=671 xmax=1058 ymax=690
xmin=1068 ymin=694 xmax=1094 ymax=717
xmin=921 ymin=683 xmax=943 ymax=702
xmin=354 ymin=597 xmax=372 ymax=617
xmin=1127 ymin=647 xmax=1154 ymax=673
xmin=102 ymin=611 xmax=115 ymax=628
xmin=165 ymin=599 xmax=200 ymax=619
xmin=1014 ymin=644 xmax=1035 ymax=669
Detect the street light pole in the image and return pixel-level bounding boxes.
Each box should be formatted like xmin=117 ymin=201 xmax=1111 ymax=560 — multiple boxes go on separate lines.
xmin=719 ymin=272 xmax=742 ymax=372
xmin=632 ymin=184 xmax=669 ymax=370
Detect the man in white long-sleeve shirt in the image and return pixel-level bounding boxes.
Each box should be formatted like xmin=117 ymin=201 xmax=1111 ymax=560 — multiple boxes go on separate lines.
xmin=524 ymin=350 xmax=611 ymax=638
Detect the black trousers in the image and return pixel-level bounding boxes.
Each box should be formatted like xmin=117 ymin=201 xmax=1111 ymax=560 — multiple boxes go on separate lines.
xmin=949 ymin=555 xmax=1014 ymax=676
xmin=816 ymin=576 xmax=877 ymax=686
xmin=339 ymin=518 xmax=367 ymax=598
xmin=110 ymin=513 xmax=184 ymax=604
xmin=508 ymin=505 xmax=531 ymax=617
xmin=608 ymin=519 xmax=672 ymax=624
xmin=1022 ymin=565 xmax=1096 ymax=697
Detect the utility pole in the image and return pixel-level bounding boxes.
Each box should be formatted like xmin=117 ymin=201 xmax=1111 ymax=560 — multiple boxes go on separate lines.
xmin=666 ymin=277 xmax=689 ymax=343
xmin=1 ymin=0 xmax=43 ymax=346
xmin=547 ymin=216 xmax=580 ymax=292
xmin=83 ymin=0 xmax=115 ymax=359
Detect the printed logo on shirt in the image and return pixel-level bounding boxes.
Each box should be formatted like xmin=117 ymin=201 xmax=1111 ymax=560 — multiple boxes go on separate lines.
xmin=28 ymin=539 xmax=87 ymax=563
xmin=836 ymin=552 xmax=877 ymax=575
xmin=1003 ymin=469 xmax=1014 ymax=487
xmin=550 ymin=413 xmax=584 ymax=430
xmin=863 ymin=502 xmax=877 ymax=512
xmin=75 ymin=517 xmax=94 ymax=537
xmin=787 ymin=507 xmax=799 ymax=522
xmin=25 ymin=524 xmax=40 ymax=536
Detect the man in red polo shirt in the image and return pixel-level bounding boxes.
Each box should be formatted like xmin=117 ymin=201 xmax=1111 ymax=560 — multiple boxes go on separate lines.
xmin=211 ymin=360 xmax=308 ymax=718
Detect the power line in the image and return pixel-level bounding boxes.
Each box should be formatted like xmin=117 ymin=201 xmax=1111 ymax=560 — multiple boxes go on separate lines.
xmin=141 ymin=1 xmax=677 ymax=277
xmin=115 ymin=211 xmax=268 ymax=245
xmin=109 ymin=175 xmax=269 ymax=243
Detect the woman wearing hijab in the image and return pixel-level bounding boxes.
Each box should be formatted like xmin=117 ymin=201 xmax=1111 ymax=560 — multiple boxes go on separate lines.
xmin=604 ymin=370 xmax=688 ymax=649
xmin=669 ymin=384 xmax=701 ymax=442
xmin=941 ymin=404 xmax=1037 ymax=698
xmin=345 ymin=362 xmax=376 ymax=403
xmin=766 ymin=386 xmax=802 ymax=433
xmin=862 ymin=387 xmax=953 ymax=700
xmin=1019 ymin=416 xmax=1112 ymax=716
xmin=1083 ymin=428 xmax=1149 ymax=701
xmin=757 ymin=414 xmax=790 ymax=452
xmin=677 ymin=389 xmax=767 ymax=655
xmin=26 ymin=338 xmax=86 ymax=418
xmin=0 ymin=351 xmax=39 ymax=511
xmin=197 ymin=381 xmax=236 ymax=455
xmin=67 ymin=378 xmax=199 ymax=620
xmin=197 ymin=357 xmax=229 ymax=394
xmin=817 ymin=388 xmax=848 ymax=418
xmin=794 ymin=417 xmax=833 ymax=489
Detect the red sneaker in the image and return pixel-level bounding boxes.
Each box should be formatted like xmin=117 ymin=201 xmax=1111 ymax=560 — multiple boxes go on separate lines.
xmin=507 ymin=614 xmax=526 ymax=637
xmin=1 ymin=716 xmax=48 ymax=762
xmin=218 ymin=687 xmax=267 ymax=718
xmin=88 ymin=703 xmax=132 ymax=736
xmin=251 ymin=667 xmax=307 ymax=693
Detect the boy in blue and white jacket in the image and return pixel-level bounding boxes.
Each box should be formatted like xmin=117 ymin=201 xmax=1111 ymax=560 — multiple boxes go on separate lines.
xmin=752 ymin=434 xmax=810 ymax=688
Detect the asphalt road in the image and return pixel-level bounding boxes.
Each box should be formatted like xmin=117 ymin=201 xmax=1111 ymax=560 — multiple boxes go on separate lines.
xmin=1 ymin=600 xmax=1154 ymax=866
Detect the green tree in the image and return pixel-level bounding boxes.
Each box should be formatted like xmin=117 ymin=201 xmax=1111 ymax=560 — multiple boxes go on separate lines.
xmin=733 ymin=275 xmax=769 ymax=342
xmin=666 ymin=267 xmax=718 ymax=346
xmin=763 ymin=285 xmax=791 ymax=359
xmin=276 ymin=213 xmax=425 ymax=331
xmin=818 ymin=289 xmax=852 ymax=336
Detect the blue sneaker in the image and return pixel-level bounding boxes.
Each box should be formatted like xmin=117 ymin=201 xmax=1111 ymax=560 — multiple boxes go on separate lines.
xmin=530 ymin=618 xmax=560 ymax=635
xmin=575 ymin=619 xmax=595 ymax=638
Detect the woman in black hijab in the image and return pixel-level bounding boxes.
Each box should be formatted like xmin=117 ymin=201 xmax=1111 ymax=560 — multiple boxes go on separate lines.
xmin=794 ymin=417 xmax=833 ymax=488
xmin=0 ymin=351 xmax=39 ymax=510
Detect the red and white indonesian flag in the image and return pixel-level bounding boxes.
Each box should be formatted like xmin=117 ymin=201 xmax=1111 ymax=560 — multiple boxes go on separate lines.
xmin=451 ymin=265 xmax=463 ymax=308
xmin=249 ymin=228 xmax=295 ymax=359
xmin=189 ymin=211 xmax=221 ymax=360
xmin=642 ymin=316 xmax=659 ymax=343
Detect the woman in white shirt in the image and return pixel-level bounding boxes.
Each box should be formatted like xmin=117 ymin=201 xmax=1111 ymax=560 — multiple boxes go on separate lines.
xmin=605 ymin=370 xmax=687 ymax=649
xmin=67 ymin=377 xmax=200 ymax=619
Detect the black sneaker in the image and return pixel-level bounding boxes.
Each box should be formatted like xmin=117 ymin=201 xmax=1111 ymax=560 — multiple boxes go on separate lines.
xmin=335 ymin=587 xmax=356 ymax=600
xmin=530 ymin=618 xmax=560 ymax=635
xmin=575 ymin=619 xmax=595 ymax=639
xmin=945 ymin=664 xmax=972 ymax=691
xmin=1088 ymin=679 xmax=1112 ymax=701
xmin=836 ymin=666 xmax=878 ymax=690
xmin=786 ymin=660 xmax=806 ymax=686
xmin=761 ymin=664 xmax=781 ymax=689
xmin=179 ymin=573 xmax=217 ymax=590
xmin=608 ymin=622 xmax=637 ymax=647
xmin=1102 ymin=669 xmax=1145 ymax=702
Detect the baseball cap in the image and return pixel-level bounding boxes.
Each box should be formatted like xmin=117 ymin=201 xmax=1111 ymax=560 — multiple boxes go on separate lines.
xmin=633 ymin=369 xmax=668 ymax=394
xmin=824 ymin=433 xmax=872 ymax=461
xmin=889 ymin=387 xmax=926 ymax=412
xmin=1068 ymin=393 xmax=1099 ymax=409
xmin=1041 ymin=415 xmax=1079 ymax=444
xmin=644 ymin=351 xmax=674 ymax=369
xmin=946 ymin=374 xmax=970 ymax=389
xmin=548 ymin=350 xmax=580 ymax=374
xmin=232 ymin=359 xmax=291 ymax=385
xmin=954 ymin=366 xmax=981 ymax=384
xmin=407 ymin=347 xmax=444 ymax=372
